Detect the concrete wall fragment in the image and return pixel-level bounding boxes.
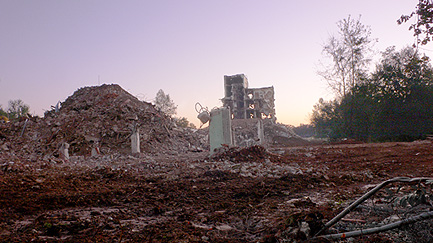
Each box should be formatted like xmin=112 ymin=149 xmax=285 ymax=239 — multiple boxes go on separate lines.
xmin=257 ymin=119 xmax=264 ymax=144
xmin=232 ymin=119 xmax=265 ymax=147
xmin=59 ymin=142 xmax=70 ymax=160
xmin=209 ymin=107 xmax=232 ymax=154
xmin=222 ymin=74 xmax=248 ymax=119
xmin=131 ymin=126 xmax=140 ymax=153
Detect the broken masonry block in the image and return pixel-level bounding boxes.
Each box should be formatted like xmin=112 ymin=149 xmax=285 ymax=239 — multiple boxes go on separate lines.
xmin=91 ymin=147 xmax=100 ymax=157
xmin=131 ymin=125 xmax=140 ymax=153
xmin=59 ymin=142 xmax=70 ymax=160
xmin=257 ymin=119 xmax=264 ymax=144
xmin=91 ymin=140 xmax=100 ymax=157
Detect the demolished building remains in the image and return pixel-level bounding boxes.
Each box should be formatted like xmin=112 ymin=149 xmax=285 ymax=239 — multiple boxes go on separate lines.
xmin=219 ymin=74 xmax=300 ymax=148
xmin=222 ymin=74 xmax=275 ymax=120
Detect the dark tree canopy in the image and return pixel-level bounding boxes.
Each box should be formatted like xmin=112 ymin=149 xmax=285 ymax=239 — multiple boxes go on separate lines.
xmin=398 ymin=0 xmax=433 ymax=45
xmin=7 ymin=99 xmax=30 ymax=119
xmin=312 ymin=46 xmax=433 ymax=141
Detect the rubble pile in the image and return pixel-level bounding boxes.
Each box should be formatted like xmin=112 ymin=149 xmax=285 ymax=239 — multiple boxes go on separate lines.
xmin=195 ymin=145 xmax=303 ymax=178
xmin=211 ymin=145 xmax=282 ymax=163
xmin=231 ymin=119 xmax=263 ymax=147
xmin=0 ymin=84 xmax=206 ymax=161
xmin=264 ymin=121 xmax=312 ymax=146
xmin=231 ymin=118 xmax=311 ymax=147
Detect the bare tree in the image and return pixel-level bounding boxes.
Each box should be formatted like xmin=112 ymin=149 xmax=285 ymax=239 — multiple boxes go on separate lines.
xmin=154 ymin=89 xmax=177 ymax=116
xmin=318 ymin=15 xmax=376 ymax=98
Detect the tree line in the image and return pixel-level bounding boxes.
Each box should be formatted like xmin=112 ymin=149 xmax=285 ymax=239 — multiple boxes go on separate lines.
xmin=312 ymin=2 xmax=433 ymax=142
xmin=0 ymin=99 xmax=30 ymax=121
xmin=154 ymin=89 xmax=196 ymax=129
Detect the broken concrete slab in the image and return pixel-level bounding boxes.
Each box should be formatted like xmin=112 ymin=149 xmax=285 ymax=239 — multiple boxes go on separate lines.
xmin=91 ymin=147 xmax=100 ymax=157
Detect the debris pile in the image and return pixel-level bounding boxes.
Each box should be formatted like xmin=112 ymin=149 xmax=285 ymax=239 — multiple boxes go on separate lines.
xmin=231 ymin=118 xmax=311 ymax=147
xmin=211 ymin=145 xmax=281 ymax=163
xmin=264 ymin=121 xmax=312 ymax=146
xmin=0 ymin=84 xmax=207 ymax=161
xmin=202 ymin=145 xmax=302 ymax=178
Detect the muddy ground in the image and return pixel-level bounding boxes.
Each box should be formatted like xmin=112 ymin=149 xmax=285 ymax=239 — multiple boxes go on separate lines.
xmin=1 ymin=141 xmax=433 ymax=242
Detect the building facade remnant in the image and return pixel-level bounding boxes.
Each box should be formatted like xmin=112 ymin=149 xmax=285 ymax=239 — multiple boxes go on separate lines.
xmin=222 ymin=74 xmax=275 ymax=120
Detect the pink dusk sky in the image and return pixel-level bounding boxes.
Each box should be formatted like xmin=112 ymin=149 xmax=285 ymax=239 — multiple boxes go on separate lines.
xmin=0 ymin=0 xmax=429 ymax=126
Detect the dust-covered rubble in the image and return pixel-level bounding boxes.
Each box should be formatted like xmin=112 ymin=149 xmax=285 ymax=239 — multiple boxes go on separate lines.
xmin=0 ymin=84 xmax=208 ymax=162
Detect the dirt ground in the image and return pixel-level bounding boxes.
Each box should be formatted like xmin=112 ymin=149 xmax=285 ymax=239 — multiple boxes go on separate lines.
xmin=1 ymin=140 xmax=433 ymax=242
xmin=1 ymin=85 xmax=432 ymax=242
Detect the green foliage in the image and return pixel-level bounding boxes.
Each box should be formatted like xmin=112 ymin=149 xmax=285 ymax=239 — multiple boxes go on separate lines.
xmin=310 ymin=98 xmax=342 ymax=138
xmin=7 ymin=99 xmax=30 ymax=119
xmin=293 ymin=124 xmax=315 ymax=137
xmin=175 ymin=117 xmax=196 ymax=129
xmin=394 ymin=189 xmax=428 ymax=207
xmin=398 ymin=0 xmax=433 ymax=45
xmin=189 ymin=122 xmax=197 ymax=129
xmin=312 ymin=46 xmax=433 ymax=141
xmin=0 ymin=106 xmax=7 ymax=117
xmin=387 ymin=184 xmax=431 ymax=208
xmin=175 ymin=117 xmax=189 ymax=128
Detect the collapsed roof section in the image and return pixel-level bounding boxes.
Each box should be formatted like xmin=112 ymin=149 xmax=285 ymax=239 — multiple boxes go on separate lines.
xmin=222 ymin=74 xmax=276 ymax=120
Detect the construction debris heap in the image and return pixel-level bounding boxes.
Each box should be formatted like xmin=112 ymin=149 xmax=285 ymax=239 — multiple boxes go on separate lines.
xmin=0 ymin=84 xmax=207 ymax=161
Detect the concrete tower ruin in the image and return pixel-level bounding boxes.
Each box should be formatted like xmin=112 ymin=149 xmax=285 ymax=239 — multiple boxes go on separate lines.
xmin=222 ymin=74 xmax=275 ymax=120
